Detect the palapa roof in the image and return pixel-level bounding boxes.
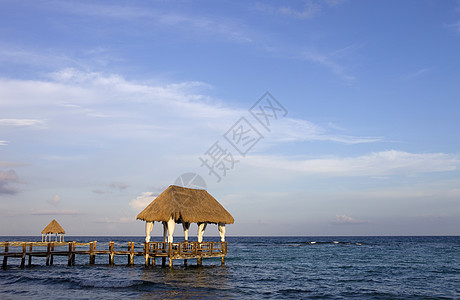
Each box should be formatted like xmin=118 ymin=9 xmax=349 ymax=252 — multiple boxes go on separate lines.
xmin=137 ymin=185 xmax=234 ymax=224
xmin=41 ymin=219 xmax=66 ymax=234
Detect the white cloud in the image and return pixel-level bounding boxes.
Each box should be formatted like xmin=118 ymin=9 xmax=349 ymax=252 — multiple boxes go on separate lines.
xmin=333 ymin=214 xmax=368 ymax=224
xmin=48 ymin=194 xmax=61 ymax=207
xmin=0 ymin=141 xmax=8 ymax=146
xmin=129 ymin=192 xmax=156 ymax=211
xmin=0 ymin=69 xmax=376 ymax=147
xmin=246 ymin=150 xmax=460 ymax=177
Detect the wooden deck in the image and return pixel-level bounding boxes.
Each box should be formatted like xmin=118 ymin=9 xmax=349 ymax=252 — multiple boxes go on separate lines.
xmin=0 ymin=241 xmax=228 ymax=268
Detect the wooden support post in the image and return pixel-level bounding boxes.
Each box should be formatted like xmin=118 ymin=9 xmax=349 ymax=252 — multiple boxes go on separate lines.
xmin=2 ymin=243 xmax=8 ymax=269
xmin=144 ymin=242 xmax=150 ymax=267
xmin=89 ymin=242 xmax=95 ymax=265
xmin=184 ymin=259 xmax=188 ymax=266
xmin=46 ymin=243 xmax=51 ymax=266
xmin=50 ymin=243 xmax=55 ymax=266
xmin=221 ymin=256 xmax=225 ymax=265
xmin=28 ymin=244 xmax=32 ymax=266
xmin=168 ymin=243 xmax=173 ymax=268
xmin=68 ymin=242 xmax=73 ymax=266
xmin=162 ymin=257 xmax=166 ymax=267
xmin=211 ymin=243 xmax=214 ymax=254
xmin=72 ymin=241 xmax=76 ymax=265
xmin=109 ymin=241 xmax=114 ymax=266
xmin=128 ymin=242 xmax=134 ymax=266
xmin=20 ymin=243 xmax=26 ymax=268
xmin=151 ymin=243 xmax=156 ymax=266
xmin=197 ymin=257 xmax=202 ymax=266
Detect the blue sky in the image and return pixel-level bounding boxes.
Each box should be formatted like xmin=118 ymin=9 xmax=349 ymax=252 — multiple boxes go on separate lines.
xmin=1 ymin=0 xmax=460 ymax=236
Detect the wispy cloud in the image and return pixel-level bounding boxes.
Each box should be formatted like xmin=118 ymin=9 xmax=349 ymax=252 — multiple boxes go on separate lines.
xmin=109 ymin=182 xmax=128 ymax=191
xmin=30 ymin=209 xmax=80 ymax=215
xmin=0 ymin=119 xmax=47 ymax=128
xmin=255 ymin=0 xmax=344 ymax=20
xmin=403 ymin=68 xmax=430 ymax=80
xmin=51 ymin=2 xmax=254 ymax=44
xmin=302 ymin=51 xmax=355 ymax=81
xmin=0 ymin=161 xmax=25 ymax=167
xmin=279 ymin=2 xmax=321 ymax=19
xmin=96 ymin=216 xmax=135 ymax=224
xmin=246 ymin=150 xmax=460 ymax=177
xmin=0 ymin=141 xmax=8 ymax=146
xmin=270 ymin=118 xmax=381 ymax=144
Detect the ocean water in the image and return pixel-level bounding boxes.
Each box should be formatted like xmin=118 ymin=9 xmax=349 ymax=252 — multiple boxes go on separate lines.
xmin=0 ymin=236 xmax=459 ymax=299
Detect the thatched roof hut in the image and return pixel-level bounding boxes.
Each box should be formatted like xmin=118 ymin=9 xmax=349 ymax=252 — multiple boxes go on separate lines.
xmin=41 ymin=219 xmax=66 ymax=242
xmin=137 ymin=185 xmax=234 ymax=224
xmin=137 ymin=185 xmax=234 ymax=243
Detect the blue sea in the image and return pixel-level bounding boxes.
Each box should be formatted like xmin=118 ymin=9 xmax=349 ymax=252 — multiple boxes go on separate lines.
xmin=0 ymin=236 xmax=459 ymax=299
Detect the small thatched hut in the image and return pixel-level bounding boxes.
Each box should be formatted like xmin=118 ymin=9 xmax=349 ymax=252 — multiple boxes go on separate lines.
xmin=137 ymin=185 xmax=234 ymax=243
xmin=41 ymin=219 xmax=66 ymax=242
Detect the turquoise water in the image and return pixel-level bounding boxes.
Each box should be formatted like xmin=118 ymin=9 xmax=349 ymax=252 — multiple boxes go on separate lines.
xmin=0 ymin=236 xmax=459 ymax=299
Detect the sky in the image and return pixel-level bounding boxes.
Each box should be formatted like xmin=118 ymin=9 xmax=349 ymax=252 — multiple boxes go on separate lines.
xmin=1 ymin=0 xmax=460 ymax=237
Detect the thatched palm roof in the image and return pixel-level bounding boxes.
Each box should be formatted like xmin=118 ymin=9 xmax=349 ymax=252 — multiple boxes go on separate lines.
xmin=137 ymin=185 xmax=234 ymax=224
xmin=41 ymin=219 xmax=65 ymax=234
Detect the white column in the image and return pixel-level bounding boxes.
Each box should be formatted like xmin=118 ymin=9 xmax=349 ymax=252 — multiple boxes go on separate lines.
xmin=145 ymin=221 xmax=154 ymax=242
xmin=182 ymin=222 xmax=190 ymax=241
xmin=218 ymin=223 xmax=226 ymax=242
xmin=42 ymin=234 xmax=44 ymax=242
xmin=162 ymin=222 xmax=168 ymax=242
xmin=167 ymin=217 xmax=175 ymax=243
xmin=197 ymin=222 xmax=207 ymax=243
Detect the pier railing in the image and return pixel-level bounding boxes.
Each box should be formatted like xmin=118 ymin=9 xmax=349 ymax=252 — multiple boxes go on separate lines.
xmin=0 ymin=241 xmax=227 ymax=268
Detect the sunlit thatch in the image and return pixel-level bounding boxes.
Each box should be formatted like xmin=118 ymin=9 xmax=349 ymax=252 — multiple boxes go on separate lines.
xmin=137 ymin=185 xmax=234 ymax=224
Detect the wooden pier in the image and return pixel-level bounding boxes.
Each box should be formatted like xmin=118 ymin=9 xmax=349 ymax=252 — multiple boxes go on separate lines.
xmin=0 ymin=241 xmax=228 ymax=269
